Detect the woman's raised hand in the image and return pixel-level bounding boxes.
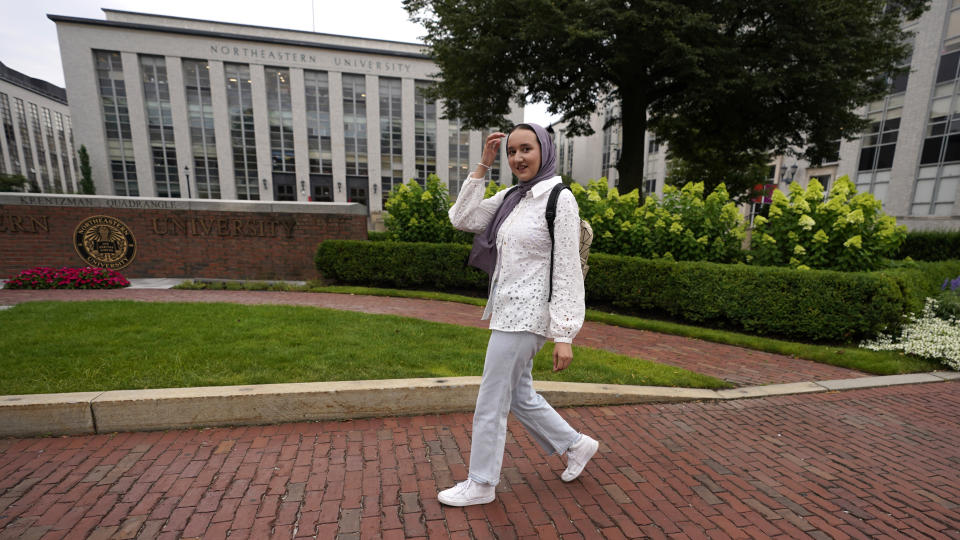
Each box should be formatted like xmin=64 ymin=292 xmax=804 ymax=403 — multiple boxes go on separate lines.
xmin=481 ymin=132 xmax=506 ymax=166
xmin=471 ymin=132 xmax=506 ymax=178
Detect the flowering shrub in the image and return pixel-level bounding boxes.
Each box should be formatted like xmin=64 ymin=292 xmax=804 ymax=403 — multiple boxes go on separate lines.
xmin=936 ymin=275 xmax=960 ymax=320
xmin=4 ymin=267 xmax=130 ymax=289
xmin=571 ymin=179 xmax=745 ymax=263
xmin=750 ymin=175 xmax=906 ymax=271
xmin=384 ymin=174 xmax=471 ymax=244
xmin=861 ymin=298 xmax=960 ymax=371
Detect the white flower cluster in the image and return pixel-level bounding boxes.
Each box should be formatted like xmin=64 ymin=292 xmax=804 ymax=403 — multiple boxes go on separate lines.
xmin=861 ymin=298 xmax=960 ymax=371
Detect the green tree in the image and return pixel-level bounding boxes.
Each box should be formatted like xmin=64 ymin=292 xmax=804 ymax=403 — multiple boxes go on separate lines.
xmin=666 ymin=154 xmax=772 ymax=204
xmin=78 ymin=145 xmax=95 ymax=195
xmin=0 ymin=173 xmax=28 ymax=192
xmin=404 ymin=0 xmax=928 ymax=197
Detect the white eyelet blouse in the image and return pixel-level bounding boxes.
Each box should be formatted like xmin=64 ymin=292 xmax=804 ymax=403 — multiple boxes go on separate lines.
xmin=449 ymin=175 xmax=585 ymax=343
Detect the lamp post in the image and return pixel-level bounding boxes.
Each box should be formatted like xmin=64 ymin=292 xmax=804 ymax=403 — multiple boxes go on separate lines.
xmin=779 ymin=162 xmax=799 ymax=184
xmin=183 ymin=165 xmax=192 ymax=199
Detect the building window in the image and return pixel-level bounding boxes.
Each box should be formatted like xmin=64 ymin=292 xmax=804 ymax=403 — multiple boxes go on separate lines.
xmin=43 ymin=108 xmax=64 ymax=193
xmin=66 ymin=116 xmax=78 ymax=179
xmin=55 ymin=112 xmax=74 ymax=191
xmin=414 ymin=81 xmax=436 ymax=183
xmin=0 ymin=93 xmax=21 ymax=177
xmin=140 ymin=55 xmax=178 ymax=198
xmin=911 ymin=9 xmax=960 ymax=216
xmin=566 ymin=139 xmax=573 ymax=175
xmin=265 ymin=67 xmax=294 ymax=174
xmin=14 ymin=98 xmax=37 ymax=191
xmin=29 ymin=103 xmax=50 ymax=192
xmin=304 ymin=70 xmax=332 ymax=176
xmin=447 ymin=118 xmax=469 ymax=196
xmin=556 ymin=130 xmax=566 ymax=176
xmin=95 ymin=51 xmax=137 ymax=196
xmin=855 ymin=98 xmax=900 ymax=204
xmin=342 ymin=74 xmax=367 ymax=177
xmin=643 ymin=176 xmax=657 ymax=196
xmin=648 ymin=135 xmax=661 ymax=154
xmin=225 ymin=63 xmax=259 ymax=200
xmin=601 ymin=110 xmax=619 ymax=179
xmin=183 ymin=59 xmax=219 ymax=198
xmin=380 ymin=77 xmax=403 ymax=198
xmin=481 ymin=128 xmax=501 ymax=182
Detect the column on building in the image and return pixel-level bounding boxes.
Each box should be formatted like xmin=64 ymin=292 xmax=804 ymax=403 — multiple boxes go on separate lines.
xmin=364 ymin=73 xmax=378 ymax=212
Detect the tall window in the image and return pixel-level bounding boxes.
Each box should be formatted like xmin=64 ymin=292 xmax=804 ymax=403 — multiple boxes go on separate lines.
xmin=556 ymin=130 xmax=566 ymax=176
xmin=380 ymin=77 xmax=403 ymax=198
xmin=55 ymin=112 xmax=74 ymax=190
xmin=0 ymin=93 xmax=20 ymax=176
xmin=225 ymin=63 xmax=258 ymax=200
xmin=447 ymin=118 xmax=470 ymax=196
xmin=265 ymin=67 xmax=294 ymax=173
xmin=414 ymin=81 xmax=436 ymax=183
xmin=140 ymin=55 xmax=178 ymax=197
xmin=29 ymin=103 xmax=49 ymax=191
xmin=95 ymin=51 xmax=137 ymax=196
xmin=912 ymin=3 xmax=960 ymax=215
xmin=42 ymin=108 xmax=61 ymax=192
xmin=480 ymin=128 xmax=501 ymax=182
xmin=66 ymin=116 xmax=78 ymax=179
xmin=566 ymin=139 xmax=573 ymax=175
xmin=342 ymin=74 xmax=367 ymax=176
xmin=183 ymin=59 xmax=219 ymax=198
xmin=856 ymin=98 xmax=901 ymax=204
xmin=304 ymin=70 xmax=332 ymax=175
xmin=14 ymin=98 xmax=37 ymax=190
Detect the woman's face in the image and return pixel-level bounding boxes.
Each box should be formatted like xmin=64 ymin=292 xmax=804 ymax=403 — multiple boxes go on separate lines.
xmin=507 ymin=128 xmax=541 ymax=182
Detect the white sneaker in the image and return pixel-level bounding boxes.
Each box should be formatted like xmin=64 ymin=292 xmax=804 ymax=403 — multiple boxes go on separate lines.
xmin=561 ymin=434 xmax=599 ymax=482
xmin=437 ymin=479 xmax=495 ymax=506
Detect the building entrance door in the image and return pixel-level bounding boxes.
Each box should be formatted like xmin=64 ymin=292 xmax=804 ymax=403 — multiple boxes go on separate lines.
xmin=310 ymin=174 xmax=334 ymax=202
xmin=272 ymin=173 xmax=296 ymax=201
xmin=346 ymin=176 xmax=368 ymax=211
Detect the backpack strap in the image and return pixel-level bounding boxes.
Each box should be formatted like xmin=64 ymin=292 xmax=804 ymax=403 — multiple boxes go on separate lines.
xmin=546 ymin=183 xmax=567 ymax=302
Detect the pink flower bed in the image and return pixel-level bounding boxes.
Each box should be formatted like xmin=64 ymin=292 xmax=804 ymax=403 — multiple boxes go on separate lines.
xmin=3 ymin=267 xmax=130 ymax=290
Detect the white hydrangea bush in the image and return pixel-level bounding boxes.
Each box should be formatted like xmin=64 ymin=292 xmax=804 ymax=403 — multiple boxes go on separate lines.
xmin=861 ymin=298 xmax=960 ymax=371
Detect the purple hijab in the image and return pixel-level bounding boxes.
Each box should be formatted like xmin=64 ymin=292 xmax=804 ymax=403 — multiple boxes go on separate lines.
xmin=468 ymin=123 xmax=557 ymax=275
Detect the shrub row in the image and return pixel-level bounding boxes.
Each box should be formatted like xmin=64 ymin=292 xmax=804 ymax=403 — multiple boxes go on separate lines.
xmin=896 ymin=230 xmax=960 ymax=261
xmin=316 ymin=240 xmax=960 ymax=342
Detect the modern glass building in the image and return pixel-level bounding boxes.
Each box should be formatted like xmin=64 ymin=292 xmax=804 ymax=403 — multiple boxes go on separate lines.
xmin=555 ymin=0 xmax=960 ymax=230
xmin=51 ymin=9 xmax=521 ymax=217
xmin=0 ymin=61 xmax=79 ymax=193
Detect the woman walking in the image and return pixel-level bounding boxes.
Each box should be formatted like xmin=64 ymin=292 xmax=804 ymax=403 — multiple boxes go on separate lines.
xmin=439 ymin=123 xmax=599 ymax=507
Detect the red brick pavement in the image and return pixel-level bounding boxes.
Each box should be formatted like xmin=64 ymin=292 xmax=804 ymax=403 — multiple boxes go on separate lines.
xmin=1 ymin=383 xmax=958 ymax=539
xmin=0 ymin=289 xmax=865 ymax=386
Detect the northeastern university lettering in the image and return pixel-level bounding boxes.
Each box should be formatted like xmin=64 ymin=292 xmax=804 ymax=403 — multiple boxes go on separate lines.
xmin=151 ymin=217 xmax=296 ymax=238
xmin=74 ymin=215 xmax=137 ymax=270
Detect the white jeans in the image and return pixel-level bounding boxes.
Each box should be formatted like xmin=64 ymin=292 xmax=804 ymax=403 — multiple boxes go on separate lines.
xmin=468 ymin=330 xmax=581 ymax=486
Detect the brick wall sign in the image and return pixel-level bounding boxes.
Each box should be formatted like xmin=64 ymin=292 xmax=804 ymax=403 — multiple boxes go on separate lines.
xmin=0 ymin=194 xmax=368 ymax=280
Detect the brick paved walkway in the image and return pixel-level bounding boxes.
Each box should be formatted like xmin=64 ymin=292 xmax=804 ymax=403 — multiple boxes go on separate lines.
xmin=0 ymin=289 xmax=864 ymax=386
xmin=1 ymin=383 xmax=957 ymax=539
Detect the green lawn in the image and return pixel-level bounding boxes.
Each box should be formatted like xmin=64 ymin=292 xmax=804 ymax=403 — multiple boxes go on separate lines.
xmin=0 ymin=301 xmax=730 ymax=395
xmin=180 ymin=280 xmax=946 ymax=376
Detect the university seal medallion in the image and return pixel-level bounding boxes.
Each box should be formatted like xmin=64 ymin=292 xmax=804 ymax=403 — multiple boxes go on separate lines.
xmin=74 ymin=215 xmax=137 ymax=269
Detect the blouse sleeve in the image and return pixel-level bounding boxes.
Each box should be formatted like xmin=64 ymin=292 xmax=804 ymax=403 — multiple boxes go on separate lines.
xmin=448 ymin=175 xmax=509 ymax=233
xmin=548 ymin=190 xmax=586 ymax=343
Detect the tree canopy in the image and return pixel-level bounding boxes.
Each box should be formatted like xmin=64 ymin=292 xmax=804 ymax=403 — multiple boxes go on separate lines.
xmin=404 ymin=0 xmax=929 ymax=198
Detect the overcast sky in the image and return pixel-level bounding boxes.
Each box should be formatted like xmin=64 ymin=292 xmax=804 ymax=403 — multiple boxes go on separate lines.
xmin=1 ymin=0 xmax=558 ymax=125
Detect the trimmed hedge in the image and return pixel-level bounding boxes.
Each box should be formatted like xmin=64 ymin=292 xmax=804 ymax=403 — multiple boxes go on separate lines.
xmin=896 ymin=230 xmax=960 ymax=261
xmin=315 ymin=240 xmax=960 ymax=342
xmin=316 ymin=240 xmax=487 ymax=292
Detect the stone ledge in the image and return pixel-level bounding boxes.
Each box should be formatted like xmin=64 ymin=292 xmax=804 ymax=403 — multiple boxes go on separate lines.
xmin=0 ymin=373 xmax=955 ymax=438
xmin=0 ymin=392 xmax=101 ymax=437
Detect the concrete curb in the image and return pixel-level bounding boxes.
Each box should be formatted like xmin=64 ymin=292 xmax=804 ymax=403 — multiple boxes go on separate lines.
xmin=1 ymin=372 xmax=956 ymax=438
